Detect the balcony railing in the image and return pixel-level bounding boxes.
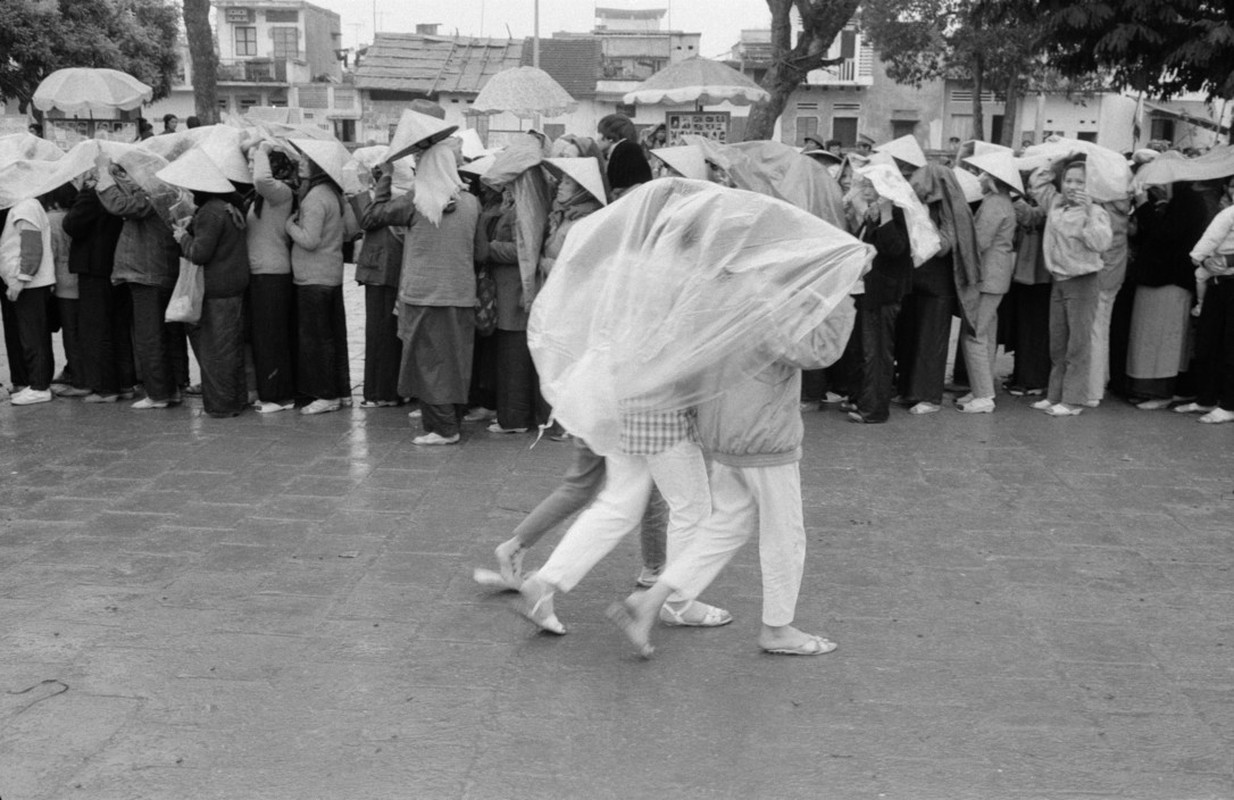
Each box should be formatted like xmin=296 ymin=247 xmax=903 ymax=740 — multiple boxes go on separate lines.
xmin=218 ymin=58 xmax=290 ymax=83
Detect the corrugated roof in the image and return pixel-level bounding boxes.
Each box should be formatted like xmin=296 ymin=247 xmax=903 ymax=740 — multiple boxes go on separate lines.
xmin=521 ymin=38 xmax=601 ymax=100
xmin=354 ymin=33 xmax=525 ymax=95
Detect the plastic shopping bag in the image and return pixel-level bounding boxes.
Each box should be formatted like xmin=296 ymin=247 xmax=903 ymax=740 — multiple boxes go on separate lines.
xmin=165 ymin=258 xmax=203 ymax=324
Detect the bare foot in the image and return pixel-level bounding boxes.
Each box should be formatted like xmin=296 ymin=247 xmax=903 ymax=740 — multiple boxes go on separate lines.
xmin=606 ymin=593 xmax=658 ymax=658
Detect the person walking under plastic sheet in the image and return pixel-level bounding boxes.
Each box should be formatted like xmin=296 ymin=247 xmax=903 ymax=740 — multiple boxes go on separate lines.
xmin=245 ymin=141 xmax=299 ymax=413
xmin=609 ymin=300 xmax=857 ymax=658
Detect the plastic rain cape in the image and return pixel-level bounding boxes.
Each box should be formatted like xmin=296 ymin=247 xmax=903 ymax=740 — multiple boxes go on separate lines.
xmin=482 ymin=133 xmax=552 ymax=305
xmin=528 ymin=178 xmax=873 ymax=456
xmin=1130 ymin=144 xmax=1234 ymax=191
xmin=1015 ymin=137 xmax=1131 ymax=203
xmin=683 ymin=136 xmax=847 ymax=228
xmin=855 ymin=163 xmax=941 ymax=267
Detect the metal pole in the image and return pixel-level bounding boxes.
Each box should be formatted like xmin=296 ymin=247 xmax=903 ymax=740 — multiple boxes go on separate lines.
xmin=372 ymin=0 xmax=377 ymax=37
xmin=534 ymin=0 xmax=540 ymax=68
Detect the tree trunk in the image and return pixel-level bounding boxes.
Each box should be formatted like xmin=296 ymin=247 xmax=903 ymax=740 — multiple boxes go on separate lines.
xmin=183 ymin=0 xmax=219 ymax=124
xmin=1000 ymin=72 xmax=1021 ymax=149
xmin=744 ymin=0 xmax=861 ymax=141
xmin=970 ymin=52 xmax=985 ymax=141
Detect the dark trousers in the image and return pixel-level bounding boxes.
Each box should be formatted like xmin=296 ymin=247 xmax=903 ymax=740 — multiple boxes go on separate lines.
xmin=896 ymin=291 xmax=954 ymax=404
xmin=129 ymin=283 xmax=186 ymax=402
xmin=470 ymin=334 xmax=498 ymax=410
xmin=1194 ymin=277 xmax=1234 ymax=410
xmin=189 ymin=296 xmax=247 ymax=417
xmin=296 ymin=284 xmax=348 ymax=401
xmin=57 ymin=297 xmax=86 ymax=388
xmin=421 ymin=402 xmax=465 ymax=437
xmin=78 ymin=275 xmax=136 ymax=395
xmin=856 ymin=300 xmax=900 ymax=422
xmin=363 ymin=284 xmax=401 ymax=403
xmin=493 ymin=329 xmax=545 ymax=429
xmin=1007 ymin=282 xmax=1052 ymax=390
xmin=1 ymin=284 xmax=53 ymax=390
xmin=249 ymin=274 xmax=296 ymax=404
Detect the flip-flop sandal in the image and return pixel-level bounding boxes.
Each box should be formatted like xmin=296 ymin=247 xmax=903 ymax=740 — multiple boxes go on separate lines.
xmin=473 ymin=567 xmax=521 ymax=591
xmin=512 ymin=586 xmax=566 ymax=635
xmin=762 ymin=635 xmax=837 ymax=656
xmin=605 ymin=601 xmax=655 ymax=659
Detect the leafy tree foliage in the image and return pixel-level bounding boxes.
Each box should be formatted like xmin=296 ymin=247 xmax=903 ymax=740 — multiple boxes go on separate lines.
xmin=862 ymin=0 xmax=1042 ymax=144
xmin=1040 ymin=0 xmax=1234 ymax=100
xmin=0 ymin=0 xmax=180 ymax=114
xmin=744 ymin=0 xmax=863 ymax=141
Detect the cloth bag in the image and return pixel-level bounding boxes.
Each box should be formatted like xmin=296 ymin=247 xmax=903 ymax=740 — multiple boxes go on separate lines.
xmin=475 ymin=267 xmax=497 ymax=337
xmin=165 ymin=258 xmax=203 ymax=324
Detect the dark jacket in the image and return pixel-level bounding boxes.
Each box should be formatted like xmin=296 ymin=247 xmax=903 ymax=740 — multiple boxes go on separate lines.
xmin=63 ymin=188 xmax=124 ymax=278
xmin=354 ymin=191 xmax=404 ymax=288
xmin=181 ymin=198 xmax=250 ymax=299
xmin=98 ymin=175 xmax=180 ymax=288
xmin=857 ymin=206 xmax=912 ymax=307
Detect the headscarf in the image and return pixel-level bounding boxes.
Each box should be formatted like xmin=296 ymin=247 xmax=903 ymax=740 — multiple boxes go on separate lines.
xmin=413 ymin=141 xmax=466 ymax=226
xmin=546 ymin=180 xmax=602 ymax=241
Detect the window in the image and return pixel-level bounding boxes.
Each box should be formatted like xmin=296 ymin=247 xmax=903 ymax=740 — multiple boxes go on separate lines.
xmin=237 ymin=94 xmax=261 ymax=112
xmin=1076 ymin=131 xmax=1098 ymax=143
xmin=616 ymin=103 xmax=636 ymax=117
xmin=235 ymin=26 xmax=257 ymax=57
xmin=795 ymin=116 xmax=818 ymax=147
xmin=891 ymin=120 xmax=917 ymax=139
xmin=832 ymin=116 xmax=858 ymax=146
xmin=271 ymin=27 xmax=299 ymax=59
xmin=1150 ymin=117 xmax=1175 ymax=141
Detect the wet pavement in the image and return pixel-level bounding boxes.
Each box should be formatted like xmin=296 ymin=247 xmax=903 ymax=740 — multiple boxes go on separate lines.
xmin=2 ymin=276 xmax=1234 ymax=799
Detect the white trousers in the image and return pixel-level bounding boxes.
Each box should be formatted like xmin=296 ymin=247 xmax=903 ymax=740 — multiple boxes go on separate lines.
xmin=1088 ymin=287 xmax=1118 ymax=403
xmin=535 ymin=441 xmax=710 ymax=594
xmin=661 ymin=461 xmax=806 ymax=628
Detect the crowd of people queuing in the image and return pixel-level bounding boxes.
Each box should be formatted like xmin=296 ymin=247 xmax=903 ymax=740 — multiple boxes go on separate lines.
xmin=4 ymin=103 xmax=1234 ymax=658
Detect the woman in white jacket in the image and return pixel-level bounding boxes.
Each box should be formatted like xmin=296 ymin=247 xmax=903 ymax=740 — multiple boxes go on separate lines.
xmin=1186 ymin=178 xmax=1234 ymax=424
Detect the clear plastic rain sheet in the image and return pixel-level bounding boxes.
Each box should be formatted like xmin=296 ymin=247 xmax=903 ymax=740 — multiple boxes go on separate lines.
xmin=482 ymin=134 xmax=551 ymax=304
xmin=1130 ymin=144 xmax=1234 ymax=191
xmin=1016 ymin=137 xmax=1132 ymax=203
xmin=856 ymin=162 xmax=942 ymax=267
xmin=528 ymin=177 xmax=873 ymax=455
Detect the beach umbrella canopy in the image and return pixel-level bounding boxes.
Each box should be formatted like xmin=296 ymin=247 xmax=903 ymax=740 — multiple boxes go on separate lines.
xmin=33 ymin=68 xmax=153 ymax=115
xmin=623 ymin=57 xmax=769 ymax=107
xmin=472 ymin=66 xmax=578 ymax=119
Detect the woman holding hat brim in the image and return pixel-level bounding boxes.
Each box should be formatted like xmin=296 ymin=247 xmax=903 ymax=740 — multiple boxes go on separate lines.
xmin=365 ymin=133 xmax=481 ymax=445
xmin=161 ymin=148 xmax=252 ymax=418
xmin=953 ymin=152 xmax=1021 ymax=414
xmin=244 ymin=140 xmax=299 ymax=413
xmin=287 ymin=139 xmax=350 ymax=415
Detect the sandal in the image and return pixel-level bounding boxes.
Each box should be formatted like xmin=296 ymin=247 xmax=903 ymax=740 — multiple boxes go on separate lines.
xmin=514 ymin=577 xmax=565 ymax=635
xmin=762 ymin=634 xmax=838 ymax=656
xmin=658 ymin=600 xmax=733 ymax=627
xmin=605 ymin=600 xmax=655 ymax=659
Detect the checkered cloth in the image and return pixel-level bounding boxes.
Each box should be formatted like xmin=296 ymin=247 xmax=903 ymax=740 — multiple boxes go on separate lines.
xmin=620 ymin=408 xmax=698 ymax=456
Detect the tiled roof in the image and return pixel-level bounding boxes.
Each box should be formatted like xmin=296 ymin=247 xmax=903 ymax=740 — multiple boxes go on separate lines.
xmin=354 ymin=33 xmax=525 ymax=95
xmin=520 ymin=37 xmax=601 ymax=100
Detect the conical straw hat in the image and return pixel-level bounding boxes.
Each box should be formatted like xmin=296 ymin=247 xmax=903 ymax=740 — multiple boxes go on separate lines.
xmin=156 ymin=146 xmax=233 ymax=193
xmin=875 ymin=134 xmax=927 ymax=169
xmin=802 ymin=146 xmax=843 ymax=166
xmin=386 ymin=109 xmax=458 ymax=164
xmin=952 ymin=166 xmax=984 ymax=204
xmin=544 ymin=157 xmax=607 ymax=206
xmin=199 ymin=126 xmax=252 ymax=184
xmin=972 ymin=140 xmax=1014 ymax=157
xmin=290 ymin=138 xmax=352 ymax=189
xmin=457 ymin=128 xmax=492 ymax=161
xmin=651 ymin=146 xmax=707 ymax=181
xmin=962 ymin=151 xmax=1025 ymax=195
xmin=459 ymin=154 xmax=497 ymax=177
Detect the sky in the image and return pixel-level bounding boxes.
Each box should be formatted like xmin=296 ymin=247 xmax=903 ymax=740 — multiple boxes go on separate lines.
xmin=309 ymin=0 xmax=774 ymax=57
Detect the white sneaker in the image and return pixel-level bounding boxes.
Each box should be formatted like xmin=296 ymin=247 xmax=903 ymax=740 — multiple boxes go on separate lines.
xmin=487 ymin=422 xmax=528 ymax=434
xmin=407 ymin=408 xmax=422 ymax=419
xmin=255 ymin=401 xmax=295 ymax=414
xmin=463 ymin=406 xmax=494 ymax=422
xmin=131 ymin=396 xmax=169 ymax=410
xmin=1030 ymin=398 xmax=1054 ymax=411
xmin=300 ymin=398 xmax=341 ymax=415
xmin=10 ymin=387 xmax=52 ymax=406
xmin=954 ymin=393 xmax=975 ymax=406
xmin=958 ymin=397 xmax=995 ymax=414
xmin=413 ymin=432 xmax=460 ymax=446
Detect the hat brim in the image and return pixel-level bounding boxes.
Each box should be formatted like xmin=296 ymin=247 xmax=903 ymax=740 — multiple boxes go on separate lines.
xmin=156 ymin=147 xmax=234 ymax=194
xmin=385 ymin=109 xmax=459 ymax=164
xmin=290 ymin=138 xmax=353 ymax=190
xmin=544 ymin=157 xmax=607 ymax=206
